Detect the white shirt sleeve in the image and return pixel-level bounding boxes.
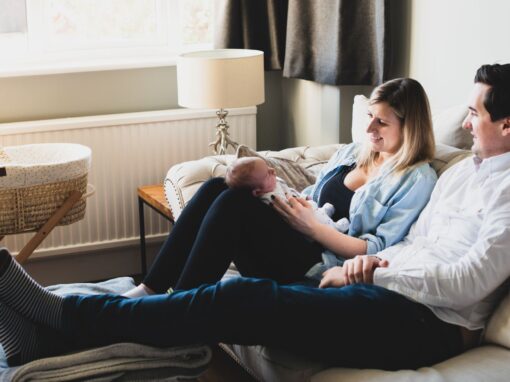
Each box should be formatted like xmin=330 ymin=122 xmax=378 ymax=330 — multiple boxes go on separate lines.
xmin=374 ymin=188 xmax=510 ymax=310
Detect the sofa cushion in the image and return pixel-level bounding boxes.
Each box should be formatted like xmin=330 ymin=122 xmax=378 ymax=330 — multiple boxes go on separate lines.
xmin=311 ymin=345 xmax=510 ymax=382
xmin=221 ymin=344 xmax=325 ymax=382
xmin=433 ymin=104 xmax=473 ymax=150
xmin=431 ymin=144 xmax=472 ymax=177
xmin=484 ymin=290 xmax=510 ymax=349
xmin=351 ymin=95 xmax=473 ymax=150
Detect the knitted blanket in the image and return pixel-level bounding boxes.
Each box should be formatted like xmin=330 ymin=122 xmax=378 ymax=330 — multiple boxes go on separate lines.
xmin=0 ymin=277 xmax=212 ymax=381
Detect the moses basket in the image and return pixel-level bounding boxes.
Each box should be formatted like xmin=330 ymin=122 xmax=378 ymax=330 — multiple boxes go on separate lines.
xmin=0 ymin=143 xmax=92 ymax=235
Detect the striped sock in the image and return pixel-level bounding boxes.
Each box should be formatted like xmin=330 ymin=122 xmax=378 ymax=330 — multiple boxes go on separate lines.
xmin=0 ymin=302 xmax=41 ymax=366
xmin=0 ymin=248 xmax=63 ymax=329
xmin=0 ymin=302 xmax=73 ymax=366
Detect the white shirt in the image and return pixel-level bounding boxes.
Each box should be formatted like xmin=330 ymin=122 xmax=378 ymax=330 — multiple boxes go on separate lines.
xmin=374 ymin=152 xmax=510 ymax=330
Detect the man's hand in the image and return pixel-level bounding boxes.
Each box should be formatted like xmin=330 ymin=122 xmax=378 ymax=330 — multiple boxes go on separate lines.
xmin=319 ymin=266 xmax=346 ymax=288
xmin=342 ymin=255 xmax=389 ymax=285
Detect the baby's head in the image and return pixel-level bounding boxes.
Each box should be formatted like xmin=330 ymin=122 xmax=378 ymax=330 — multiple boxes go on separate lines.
xmin=226 ymin=157 xmax=277 ymax=196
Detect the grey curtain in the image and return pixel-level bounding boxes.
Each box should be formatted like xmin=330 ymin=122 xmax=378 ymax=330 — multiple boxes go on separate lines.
xmin=214 ymin=0 xmax=288 ymax=70
xmin=215 ymin=0 xmax=389 ymax=86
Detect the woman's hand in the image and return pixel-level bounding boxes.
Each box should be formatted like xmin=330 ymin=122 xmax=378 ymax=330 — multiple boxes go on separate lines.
xmin=342 ymin=255 xmax=389 ymax=285
xmin=319 ymin=266 xmax=346 ymax=288
xmin=271 ymin=195 xmax=321 ymax=238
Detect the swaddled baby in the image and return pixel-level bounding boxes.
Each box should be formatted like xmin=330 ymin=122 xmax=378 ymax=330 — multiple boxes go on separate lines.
xmin=225 ymin=157 xmax=349 ymax=233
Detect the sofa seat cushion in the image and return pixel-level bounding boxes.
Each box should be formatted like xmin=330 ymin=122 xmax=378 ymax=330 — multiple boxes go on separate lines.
xmin=222 ymin=343 xmax=510 ymax=382
xmin=221 ymin=343 xmax=325 ymax=382
xmin=312 ymin=345 xmax=510 ymax=382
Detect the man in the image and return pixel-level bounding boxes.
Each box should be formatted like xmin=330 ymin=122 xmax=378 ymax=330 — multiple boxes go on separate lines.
xmin=0 ymin=64 xmax=509 ymax=371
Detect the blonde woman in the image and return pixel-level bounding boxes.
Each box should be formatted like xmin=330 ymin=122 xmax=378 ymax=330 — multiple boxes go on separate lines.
xmin=125 ymin=78 xmax=437 ymax=296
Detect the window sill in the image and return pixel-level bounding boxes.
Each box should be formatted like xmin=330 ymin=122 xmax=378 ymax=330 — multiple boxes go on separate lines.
xmin=0 ymin=55 xmax=177 ymax=78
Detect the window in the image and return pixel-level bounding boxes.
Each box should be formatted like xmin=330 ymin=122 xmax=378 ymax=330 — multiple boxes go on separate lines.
xmin=0 ymin=0 xmax=214 ymax=77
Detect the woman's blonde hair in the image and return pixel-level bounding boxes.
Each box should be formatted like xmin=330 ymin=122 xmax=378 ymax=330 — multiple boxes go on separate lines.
xmin=357 ymin=78 xmax=435 ymax=173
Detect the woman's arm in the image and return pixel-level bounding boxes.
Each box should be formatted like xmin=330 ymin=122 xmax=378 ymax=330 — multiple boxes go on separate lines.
xmin=272 ymin=196 xmax=367 ymax=258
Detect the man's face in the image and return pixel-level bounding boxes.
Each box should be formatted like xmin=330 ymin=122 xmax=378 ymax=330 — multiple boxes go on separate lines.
xmin=462 ymin=83 xmax=509 ymax=159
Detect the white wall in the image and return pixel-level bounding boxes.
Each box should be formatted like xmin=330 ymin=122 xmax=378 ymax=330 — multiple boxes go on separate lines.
xmin=280 ymin=79 xmax=372 ymax=147
xmin=408 ymin=0 xmax=510 ymax=111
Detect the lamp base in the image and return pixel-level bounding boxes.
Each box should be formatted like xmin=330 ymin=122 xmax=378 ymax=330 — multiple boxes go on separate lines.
xmin=209 ymin=109 xmax=239 ymax=155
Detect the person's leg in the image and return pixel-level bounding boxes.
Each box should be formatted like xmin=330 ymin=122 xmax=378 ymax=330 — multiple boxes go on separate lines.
xmin=0 ymin=302 xmax=73 ymax=366
xmin=0 ymin=256 xmax=462 ymax=369
xmin=174 ymin=187 xmax=323 ymax=290
xmin=0 ymin=249 xmax=78 ymax=366
xmin=61 ymin=278 xmax=463 ymax=370
xmin=0 ymin=248 xmax=63 ymax=328
xmin=140 ymin=177 xmax=229 ymax=294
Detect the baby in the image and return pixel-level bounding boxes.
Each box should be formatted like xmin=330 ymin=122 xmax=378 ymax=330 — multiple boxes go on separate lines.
xmin=225 ymin=157 xmax=349 ymax=233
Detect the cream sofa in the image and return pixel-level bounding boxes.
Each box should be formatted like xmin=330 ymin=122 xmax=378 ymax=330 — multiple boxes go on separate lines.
xmin=163 ymin=97 xmax=510 ymax=381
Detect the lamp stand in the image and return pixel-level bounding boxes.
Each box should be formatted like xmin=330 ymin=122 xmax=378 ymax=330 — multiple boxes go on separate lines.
xmin=209 ymin=109 xmax=239 ymax=155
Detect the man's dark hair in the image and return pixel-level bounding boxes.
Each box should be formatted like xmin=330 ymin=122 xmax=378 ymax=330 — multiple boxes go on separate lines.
xmin=474 ymin=63 xmax=510 ymax=121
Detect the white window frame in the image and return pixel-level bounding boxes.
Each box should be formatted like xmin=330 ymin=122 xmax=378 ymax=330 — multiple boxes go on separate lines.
xmin=0 ymin=0 xmax=214 ymax=78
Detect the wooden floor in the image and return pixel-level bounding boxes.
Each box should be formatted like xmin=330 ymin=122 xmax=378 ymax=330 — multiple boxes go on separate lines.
xmin=195 ymin=345 xmax=256 ymax=382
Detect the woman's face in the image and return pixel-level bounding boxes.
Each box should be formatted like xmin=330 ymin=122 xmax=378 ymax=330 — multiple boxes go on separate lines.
xmin=366 ymin=102 xmax=403 ymax=157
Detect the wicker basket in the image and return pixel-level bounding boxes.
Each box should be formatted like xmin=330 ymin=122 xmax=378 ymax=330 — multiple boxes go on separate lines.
xmin=0 ymin=143 xmax=92 ymax=235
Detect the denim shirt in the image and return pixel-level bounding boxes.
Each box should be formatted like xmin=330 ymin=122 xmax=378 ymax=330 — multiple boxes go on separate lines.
xmin=302 ymin=142 xmax=437 ymax=254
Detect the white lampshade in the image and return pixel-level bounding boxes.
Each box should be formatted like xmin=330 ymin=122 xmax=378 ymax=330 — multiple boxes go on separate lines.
xmin=177 ymin=49 xmax=265 ymax=109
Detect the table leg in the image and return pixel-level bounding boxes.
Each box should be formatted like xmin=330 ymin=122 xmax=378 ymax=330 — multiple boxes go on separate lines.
xmin=138 ymin=196 xmax=147 ymax=276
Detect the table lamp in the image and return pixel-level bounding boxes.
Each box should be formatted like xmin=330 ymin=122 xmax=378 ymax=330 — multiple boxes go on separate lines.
xmin=177 ymin=49 xmax=265 ymax=155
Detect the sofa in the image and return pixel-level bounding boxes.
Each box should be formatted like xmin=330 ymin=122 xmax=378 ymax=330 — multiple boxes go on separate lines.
xmin=163 ymin=96 xmax=510 ymax=381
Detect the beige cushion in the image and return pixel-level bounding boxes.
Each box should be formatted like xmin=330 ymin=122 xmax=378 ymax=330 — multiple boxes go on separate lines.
xmin=433 ymin=104 xmax=473 ymax=150
xmin=484 ymin=290 xmax=510 ymax=348
xmin=351 ymin=95 xmax=473 ymax=150
xmin=351 ymin=95 xmax=370 ymax=144
xmin=431 ymin=144 xmax=472 ymax=177
xmin=311 ymin=346 xmax=510 ymax=382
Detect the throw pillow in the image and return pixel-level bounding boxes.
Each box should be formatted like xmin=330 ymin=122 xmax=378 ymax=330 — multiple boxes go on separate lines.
xmin=351 ymin=95 xmax=370 ymax=144
xmin=433 ymin=104 xmax=473 ymax=150
xmin=236 ymin=145 xmax=316 ymax=192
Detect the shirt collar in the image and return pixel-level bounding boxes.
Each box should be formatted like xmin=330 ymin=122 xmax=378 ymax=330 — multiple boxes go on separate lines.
xmin=473 ymin=151 xmax=510 ymax=174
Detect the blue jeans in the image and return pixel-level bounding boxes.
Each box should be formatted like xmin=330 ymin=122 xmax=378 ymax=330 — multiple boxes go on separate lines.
xmin=62 ymin=277 xmax=463 ymax=370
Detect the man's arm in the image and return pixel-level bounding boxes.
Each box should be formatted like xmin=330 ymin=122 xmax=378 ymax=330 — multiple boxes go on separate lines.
xmin=374 ymin=189 xmax=510 ymax=310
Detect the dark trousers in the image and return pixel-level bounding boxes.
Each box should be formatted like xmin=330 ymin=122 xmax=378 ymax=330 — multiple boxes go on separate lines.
xmin=143 ymin=178 xmax=323 ymax=292
xmin=63 ymin=277 xmax=463 ymax=370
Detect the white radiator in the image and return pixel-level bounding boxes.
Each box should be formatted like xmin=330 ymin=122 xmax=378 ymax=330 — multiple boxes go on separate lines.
xmin=0 ymin=107 xmax=257 ymax=259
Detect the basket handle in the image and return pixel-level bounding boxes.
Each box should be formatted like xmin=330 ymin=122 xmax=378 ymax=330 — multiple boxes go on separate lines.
xmin=82 ymin=183 xmax=96 ymax=199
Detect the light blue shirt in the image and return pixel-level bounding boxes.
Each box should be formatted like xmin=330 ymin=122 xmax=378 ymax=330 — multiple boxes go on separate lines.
xmin=302 ymin=143 xmax=437 ymax=254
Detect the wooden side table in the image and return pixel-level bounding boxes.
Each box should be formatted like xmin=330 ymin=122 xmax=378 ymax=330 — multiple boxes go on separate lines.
xmin=137 ymin=185 xmax=174 ymax=276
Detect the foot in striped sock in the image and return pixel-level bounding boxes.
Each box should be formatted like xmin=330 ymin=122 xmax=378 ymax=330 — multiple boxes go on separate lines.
xmin=0 ymin=302 xmax=66 ymax=366
xmin=0 ymin=248 xmax=63 ymax=329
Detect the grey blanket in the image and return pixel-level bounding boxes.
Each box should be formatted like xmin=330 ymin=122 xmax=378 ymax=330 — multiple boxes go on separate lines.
xmin=0 ymin=277 xmax=212 ymax=381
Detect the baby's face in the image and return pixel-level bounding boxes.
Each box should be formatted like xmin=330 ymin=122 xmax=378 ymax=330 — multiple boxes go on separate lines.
xmin=251 ymin=159 xmax=277 ymax=193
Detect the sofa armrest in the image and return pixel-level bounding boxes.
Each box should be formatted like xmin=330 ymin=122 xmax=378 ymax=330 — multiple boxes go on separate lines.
xmin=164 ymin=155 xmax=234 ymax=221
